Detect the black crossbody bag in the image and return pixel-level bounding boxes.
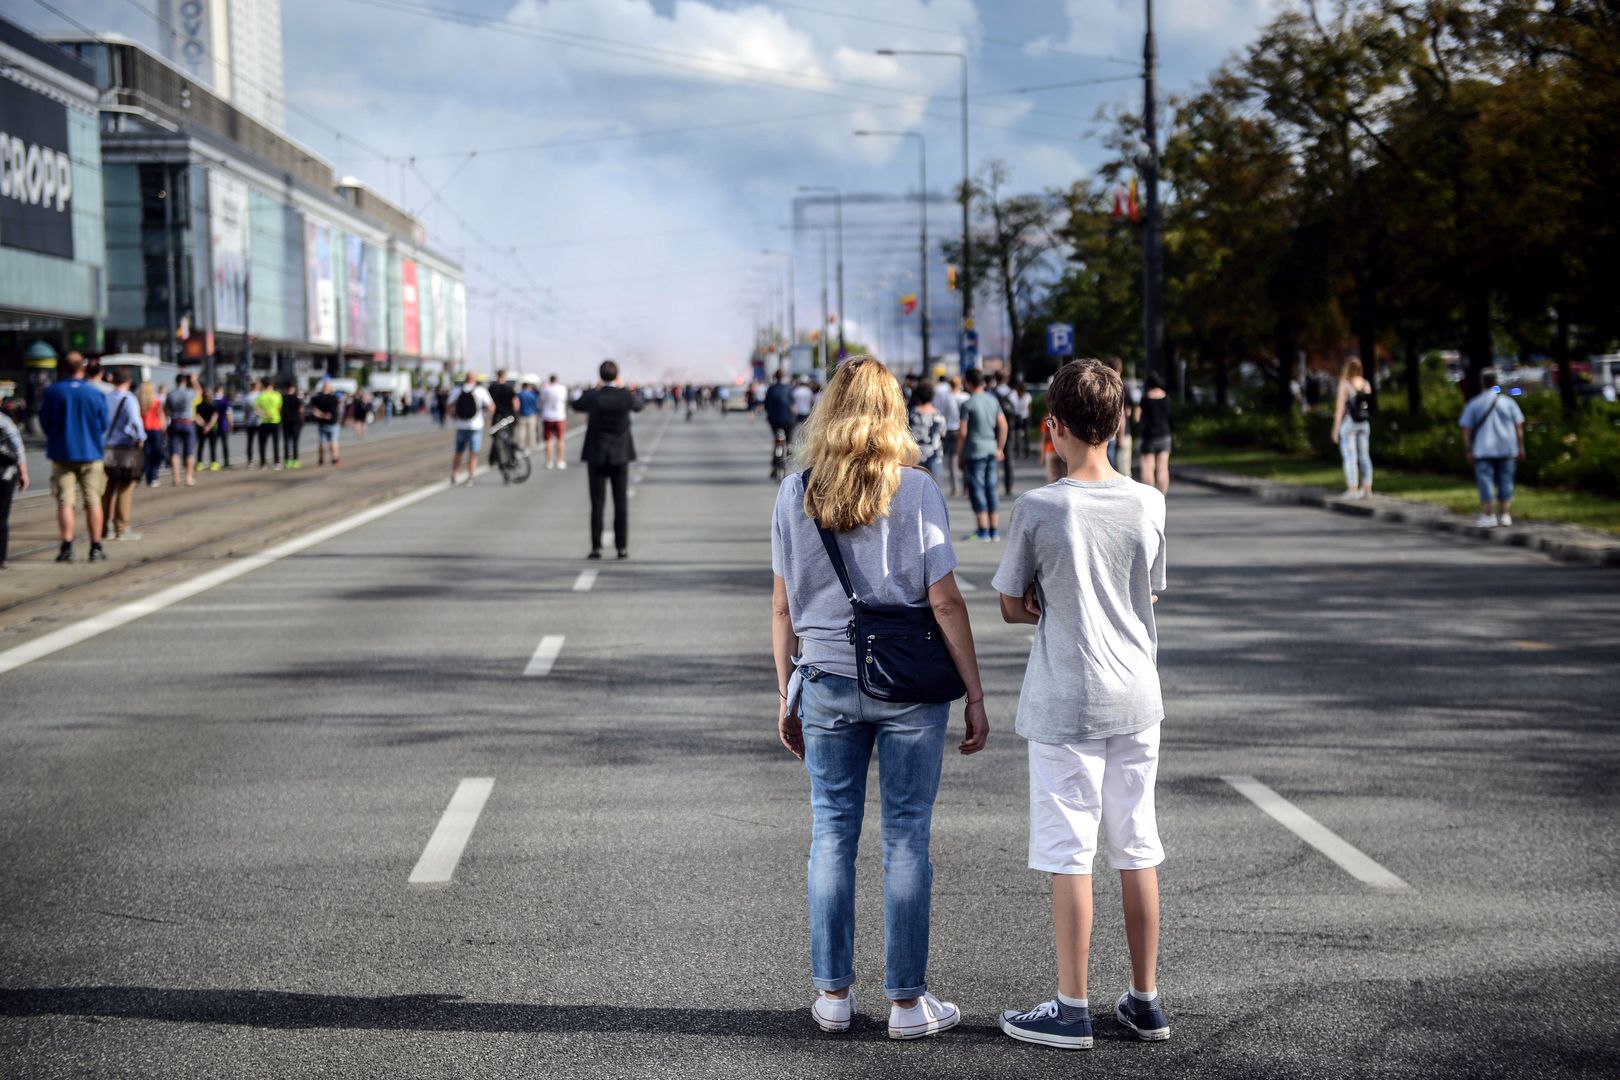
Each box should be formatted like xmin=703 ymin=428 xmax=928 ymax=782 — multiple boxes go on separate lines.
xmin=805 ymin=470 xmax=967 ymax=705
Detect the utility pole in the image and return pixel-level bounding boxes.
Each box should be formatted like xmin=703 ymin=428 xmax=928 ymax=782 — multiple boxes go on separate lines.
xmin=818 ymin=228 xmax=830 ymax=372
xmin=1141 ymin=0 xmax=1166 ymax=386
xmin=799 ymin=187 xmax=845 ymax=358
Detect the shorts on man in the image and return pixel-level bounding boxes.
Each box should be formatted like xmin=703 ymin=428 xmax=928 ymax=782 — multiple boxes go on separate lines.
xmin=319 ymin=423 xmax=341 ymax=444
xmin=51 ymin=460 xmax=107 ymax=510
xmin=543 ymin=419 xmax=566 ymax=441
xmin=455 ymin=428 xmax=483 ymax=455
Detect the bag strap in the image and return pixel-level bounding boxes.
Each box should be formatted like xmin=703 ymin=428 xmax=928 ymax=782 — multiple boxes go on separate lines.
xmin=1470 ymin=393 xmax=1501 ymax=435
xmin=802 ymin=469 xmax=859 ymax=606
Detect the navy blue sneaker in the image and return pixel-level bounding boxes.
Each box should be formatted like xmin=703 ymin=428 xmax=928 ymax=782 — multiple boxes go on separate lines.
xmin=1115 ymin=991 xmax=1170 ymax=1041
xmin=999 ymin=999 xmax=1093 ymax=1049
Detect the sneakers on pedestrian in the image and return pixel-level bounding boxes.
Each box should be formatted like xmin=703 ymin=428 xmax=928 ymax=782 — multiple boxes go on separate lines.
xmin=1498 ymin=512 xmax=1513 ymax=526
xmin=558 ymin=461 xmax=567 ymax=470
xmin=888 ymin=992 xmax=960 ymax=1040
xmin=88 ymin=544 xmax=107 ymax=563
xmin=999 ymin=999 xmax=1093 ymax=1050
xmin=209 ymin=461 xmax=221 ymax=472
xmin=55 ymin=542 xmax=73 ymax=563
xmin=1115 ymin=990 xmax=1170 ymax=1042
xmin=1474 ymin=513 xmax=1498 ymax=528
xmin=587 ymin=549 xmax=603 ymax=561
xmin=546 ymin=461 xmax=556 ymax=470
xmin=811 ymin=990 xmax=853 ymax=1033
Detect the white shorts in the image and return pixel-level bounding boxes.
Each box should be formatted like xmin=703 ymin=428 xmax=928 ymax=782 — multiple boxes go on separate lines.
xmin=1028 ymin=724 xmax=1164 ymax=875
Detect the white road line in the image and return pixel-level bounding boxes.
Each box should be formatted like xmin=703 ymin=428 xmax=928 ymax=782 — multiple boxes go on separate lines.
xmin=0 ymin=476 xmax=459 ymax=678
xmin=524 ymin=634 xmax=566 ymax=677
xmin=572 ymin=569 xmax=598 ymax=592
xmin=1221 ymin=775 xmax=1411 ymax=892
xmin=407 ymin=778 xmax=495 ymax=885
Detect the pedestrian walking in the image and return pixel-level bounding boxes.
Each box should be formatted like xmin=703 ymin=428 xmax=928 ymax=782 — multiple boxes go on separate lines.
xmin=1010 ymin=379 xmax=1033 ymax=459
xmin=792 ymin=376 xmax=814 ymax=425
xmin=573 ymin=359 xmax=643 ymax=559
xmin=540 ymin=374 xmax=569 ymax=470
xmin=0 ymin=407 xmax=27 ymax=569
xmin=242 ymin=379 xmax=261 ymax=468
xmin=100 ymin=369 xmax=145 ymax=542
xmin=770 ymin=355 xmax=988 ymax=1040
xmin=447 ymin=371 xmax=493 ymax=487
xmin=956 ymin=367 xmax=1008 ymax=542
xmin=140 ymin=381 xmax=166 ymax=487
xmin=518 ymin=377 xmax=540 ymax=453
xmin=208 ymin=385 xmax=233 ymax=470
xmin=487 ymin=370 xmax=518 ymax=467
xmin=935 ymin=375 xmax=962 ymax=497
xmin=1135 ymin=372 xmax=1172 ymax=496
xmin=254 ymin=380 xmax=283 ymax=469
xmin=195 ymin=388 xmax=219 ymax=472
xmin=992 ymin=358 xmax=1172 ymax=1051
xmin=1459 ymin=367 xmax=1527 ymax=528
xmin=309 ymin=380 xmax=343 ymax=467
xmin=1332 ymin=357 xmax=1375 ymax=499
xmin=349 ymin=391 xmax=370 ymax=439
xmin=281 ymin=381 xmax=305 ymax=469
xmin=40 ymin=352 xmax=110 ymax=563
xmin=908 ymin=378 xmax=947 ymax=480
xmin=433 ymin=384 xmax=450 ymax=427
xmin=165 ymin=373 xmax=200 ymax=487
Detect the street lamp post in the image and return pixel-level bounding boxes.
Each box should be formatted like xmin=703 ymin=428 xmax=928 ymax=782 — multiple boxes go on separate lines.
xmin=876 ymin=49 xmax=970 ymax=365
xmin=855 ymin=130 xmax=929 ymax=371
xmin=1141 ymin=0 xmax=1166 ymax=387
xmin=761 ymin=249 xmax=795 ymax=347
xmin=798 ymin=186 xmax=844 ymax=357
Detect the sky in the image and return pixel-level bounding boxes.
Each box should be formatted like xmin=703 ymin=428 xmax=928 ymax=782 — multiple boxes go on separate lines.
xmin=15 ymin=0 xmax=1288 ymax=381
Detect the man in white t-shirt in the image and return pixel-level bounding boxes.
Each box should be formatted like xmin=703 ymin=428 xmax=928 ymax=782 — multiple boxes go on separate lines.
xmin=539 ymin=374 xmax=570 ymax=471
xmin=448 ymin=372 xmax=494 ymax=486
xmin=791 ymin=378 xmax=814 ymax=421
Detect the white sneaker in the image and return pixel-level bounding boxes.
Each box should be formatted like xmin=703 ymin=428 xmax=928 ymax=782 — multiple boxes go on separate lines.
xmin=1342 ymin=488 xmax=1358 ymax=500
xmin=888 ymin=992 xmax=961 ymax=1040
xmin=1474 ymin=513 xmax=1498 ymax=528
xmin=811 ymin=990 xmax=853 ymax=1033
xmin=545 ymin=461 xmax=555 ymax=470
xmin=1498 ymin=512 xmax=1513 ymax=526
xmin=558 ymin=460 xmax=568 ymax=471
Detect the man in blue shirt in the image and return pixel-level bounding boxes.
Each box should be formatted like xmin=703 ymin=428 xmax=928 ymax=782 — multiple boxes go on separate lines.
xmin=1459 ymin=367 xmax=1527 ymax=529
xmin=518 ymin=378 xmax=541 ymax=454
xmin=39 ymin=352 xmax=111 ymax=562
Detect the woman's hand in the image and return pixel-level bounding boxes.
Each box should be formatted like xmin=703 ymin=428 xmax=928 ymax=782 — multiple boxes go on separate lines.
xmin=960 ymin=698 xmax=989 ymax=755
xmin=1331 ymin=428 xmax=1341 ymax=445
xmin=778 ymin=700 xmax=804 ymax=760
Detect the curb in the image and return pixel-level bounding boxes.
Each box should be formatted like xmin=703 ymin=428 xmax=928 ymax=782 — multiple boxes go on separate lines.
xmin=1174 ymin=466 xmax=1620 ymax=568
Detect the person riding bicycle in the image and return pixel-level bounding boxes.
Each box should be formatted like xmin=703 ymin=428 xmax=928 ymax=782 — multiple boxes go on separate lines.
xmin=764 ymin=368 xmax=797 ymax=478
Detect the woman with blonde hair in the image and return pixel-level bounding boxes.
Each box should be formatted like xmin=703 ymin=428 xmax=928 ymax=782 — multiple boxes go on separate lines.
xmin=1332 ymin=357 xmax=1375 ymax=499
xmin=771 ymin=356 xmax=989 ymax=1041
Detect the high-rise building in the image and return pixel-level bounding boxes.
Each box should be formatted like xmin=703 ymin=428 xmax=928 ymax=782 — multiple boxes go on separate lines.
xmin=157 ymin=0 xmax=284 ymax=131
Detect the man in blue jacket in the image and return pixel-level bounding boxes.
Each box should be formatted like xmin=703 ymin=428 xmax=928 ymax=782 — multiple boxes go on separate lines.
xmin=39 ymin=352 xmax=110 ymax=563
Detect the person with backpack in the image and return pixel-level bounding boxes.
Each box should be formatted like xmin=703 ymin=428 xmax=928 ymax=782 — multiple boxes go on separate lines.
xmin=448 ymin=372 xmax=494 ymax=486
xmin=908 ymin=378 xmax=947 ymax=479
xmin=1459 ymin=367 xmax=1527 ymax=528
xmin=1332 ymin=357 xmax=1375 ymax=500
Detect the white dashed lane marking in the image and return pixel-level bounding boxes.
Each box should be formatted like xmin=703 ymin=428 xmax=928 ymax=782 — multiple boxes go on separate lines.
xmin=408 ymin=778 xmax=495 ymax=885
xmin=572 ymin=570 xmax=598 ymax=592
xmin=524 ymin=635 xmax=566 ymax=677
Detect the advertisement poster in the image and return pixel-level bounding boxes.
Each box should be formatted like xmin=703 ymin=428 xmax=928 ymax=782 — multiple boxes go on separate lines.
xmin=430 ymin=272 xmax=448 ymax=359
xmin=343 ymin=233 xmax=372 ymax=351
xmin=303 ymin=216 xmax=336 ymax=346
xmin=0 ymin=80 xmax=75 ymax=259
xmin=401 ymin=259 xmax=420 ymax=355
xmin=208 ymin=170 xmax=249 ymax=333
xmin=451 ymin=282 xmax=467 ymax=364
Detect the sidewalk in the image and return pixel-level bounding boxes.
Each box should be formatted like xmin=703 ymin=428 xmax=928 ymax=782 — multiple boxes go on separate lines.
xmin=1175 ymin=465 xmax=1620 ymax=567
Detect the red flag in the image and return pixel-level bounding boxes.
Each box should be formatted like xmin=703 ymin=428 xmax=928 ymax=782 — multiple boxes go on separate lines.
xmin=1128 ymin=176 xmax=1140 ymax=223
xmin=1112 ymin=184 xmax=1126 ymax=219
xmin=900 ymin=293 xmax=918 ymax=316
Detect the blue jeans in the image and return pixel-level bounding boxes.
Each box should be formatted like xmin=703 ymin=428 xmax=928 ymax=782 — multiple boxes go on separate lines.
xmin=454 ymin=428 xmax=483 ymax=455
xmin=799 ymin=666 xmax=949 ymax=1000
xmin=1475 ymin=456 xmax=1516 ymax=505
xmin=1339 ymin=420 xmax=1372 ymax=490
xmin=963 ymin=456 xmax=998 ymax=515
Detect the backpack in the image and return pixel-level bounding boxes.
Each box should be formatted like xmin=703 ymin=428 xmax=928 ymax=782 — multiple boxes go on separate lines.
xmin=454 ymin=388 xmax=479 ymax=421
xmin=1348 ymin=389 xmax=1374 ymax=424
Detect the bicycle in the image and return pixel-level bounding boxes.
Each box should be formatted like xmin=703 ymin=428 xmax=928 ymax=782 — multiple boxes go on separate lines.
xmin=488 ymin=416 xmax=532 ymax=485
xmin=770 ymin=423 xmax=794 ymax=481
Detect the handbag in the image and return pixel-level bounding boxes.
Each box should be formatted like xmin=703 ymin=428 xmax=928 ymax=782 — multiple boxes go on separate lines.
xmin=805 ymin=469 xmax=966 ymax=705
xmin=103 ymin=395 xmax=143 ymax=478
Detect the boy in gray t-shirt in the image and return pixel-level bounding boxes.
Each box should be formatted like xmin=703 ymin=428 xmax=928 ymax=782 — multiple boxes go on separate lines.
xmin=991 ymin=358 xmax=1172 ymax=1051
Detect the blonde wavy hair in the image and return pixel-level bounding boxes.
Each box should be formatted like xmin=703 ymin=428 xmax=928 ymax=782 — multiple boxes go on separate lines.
xmin=798 ymin=356 xmax=919 ymax=532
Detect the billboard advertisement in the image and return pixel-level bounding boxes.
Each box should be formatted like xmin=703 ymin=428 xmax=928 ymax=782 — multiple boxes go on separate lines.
xmin=343 ymin=233 xmax=374 ymax=351
xmin=451 ymin=282 xmax=467 ymax=364
xmin=303 ymin=216 xmax=336 ymax=346
xmin=0 ymin=79 xmax=75 ymax=260
xmin=429 ymin=271 xmax=448 ymax=358
xmin=401 ymin=259 xmax=420 ymax=355
xmin=208 ymin=170 xmax=249 ymax=333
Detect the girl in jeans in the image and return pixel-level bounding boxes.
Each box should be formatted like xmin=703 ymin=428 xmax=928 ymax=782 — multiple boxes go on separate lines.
xmin=1332 ymin=357 xmax=1374 ymax=499
xmin=770 ymin=357 xmax=990 ymax=1040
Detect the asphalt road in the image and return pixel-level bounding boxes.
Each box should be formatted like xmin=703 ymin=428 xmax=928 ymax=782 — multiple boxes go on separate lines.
xmin=1 ymin=406 xmax=1616 ymax=1079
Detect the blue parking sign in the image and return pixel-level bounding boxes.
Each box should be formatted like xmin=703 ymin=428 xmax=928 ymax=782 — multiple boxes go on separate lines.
xmin=1046 ymin=323 xmax=1074 ymax=358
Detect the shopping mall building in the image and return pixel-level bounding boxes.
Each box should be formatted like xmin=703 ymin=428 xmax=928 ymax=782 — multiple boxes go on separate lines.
xmin=1 ymin=15 xmax=465 ymax=411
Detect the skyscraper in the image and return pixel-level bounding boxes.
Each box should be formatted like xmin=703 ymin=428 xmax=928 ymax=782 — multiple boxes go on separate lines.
xmin=158 ymin=0 xmax=285 ymax=131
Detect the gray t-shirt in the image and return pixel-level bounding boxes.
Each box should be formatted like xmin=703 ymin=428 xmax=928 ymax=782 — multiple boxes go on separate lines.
xmin=165 ymin=386 xmax=197 ymax=424
xmin=960 ymin=391 xmax=1003 ymax=459
xmin=772 ymin=468 xmax=958 ymax=679
xmin=991 ymin=477 xmax=1168 ymax=744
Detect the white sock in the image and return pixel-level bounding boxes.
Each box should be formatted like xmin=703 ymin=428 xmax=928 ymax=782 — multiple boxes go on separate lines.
xmin=1057 ymin=991 xmax=1088 ymax=1008
xmin=1129 ymin=985 xmax=1159 ymax=1003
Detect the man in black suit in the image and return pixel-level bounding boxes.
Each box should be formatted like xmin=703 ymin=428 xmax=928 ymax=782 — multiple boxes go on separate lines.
xmin=572 ymin=359 xmax=644 ymax=559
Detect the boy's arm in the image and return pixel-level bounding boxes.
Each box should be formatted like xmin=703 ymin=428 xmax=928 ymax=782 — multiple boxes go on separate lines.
xmin=999 ymin=590 xmax=1039 ymax=625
